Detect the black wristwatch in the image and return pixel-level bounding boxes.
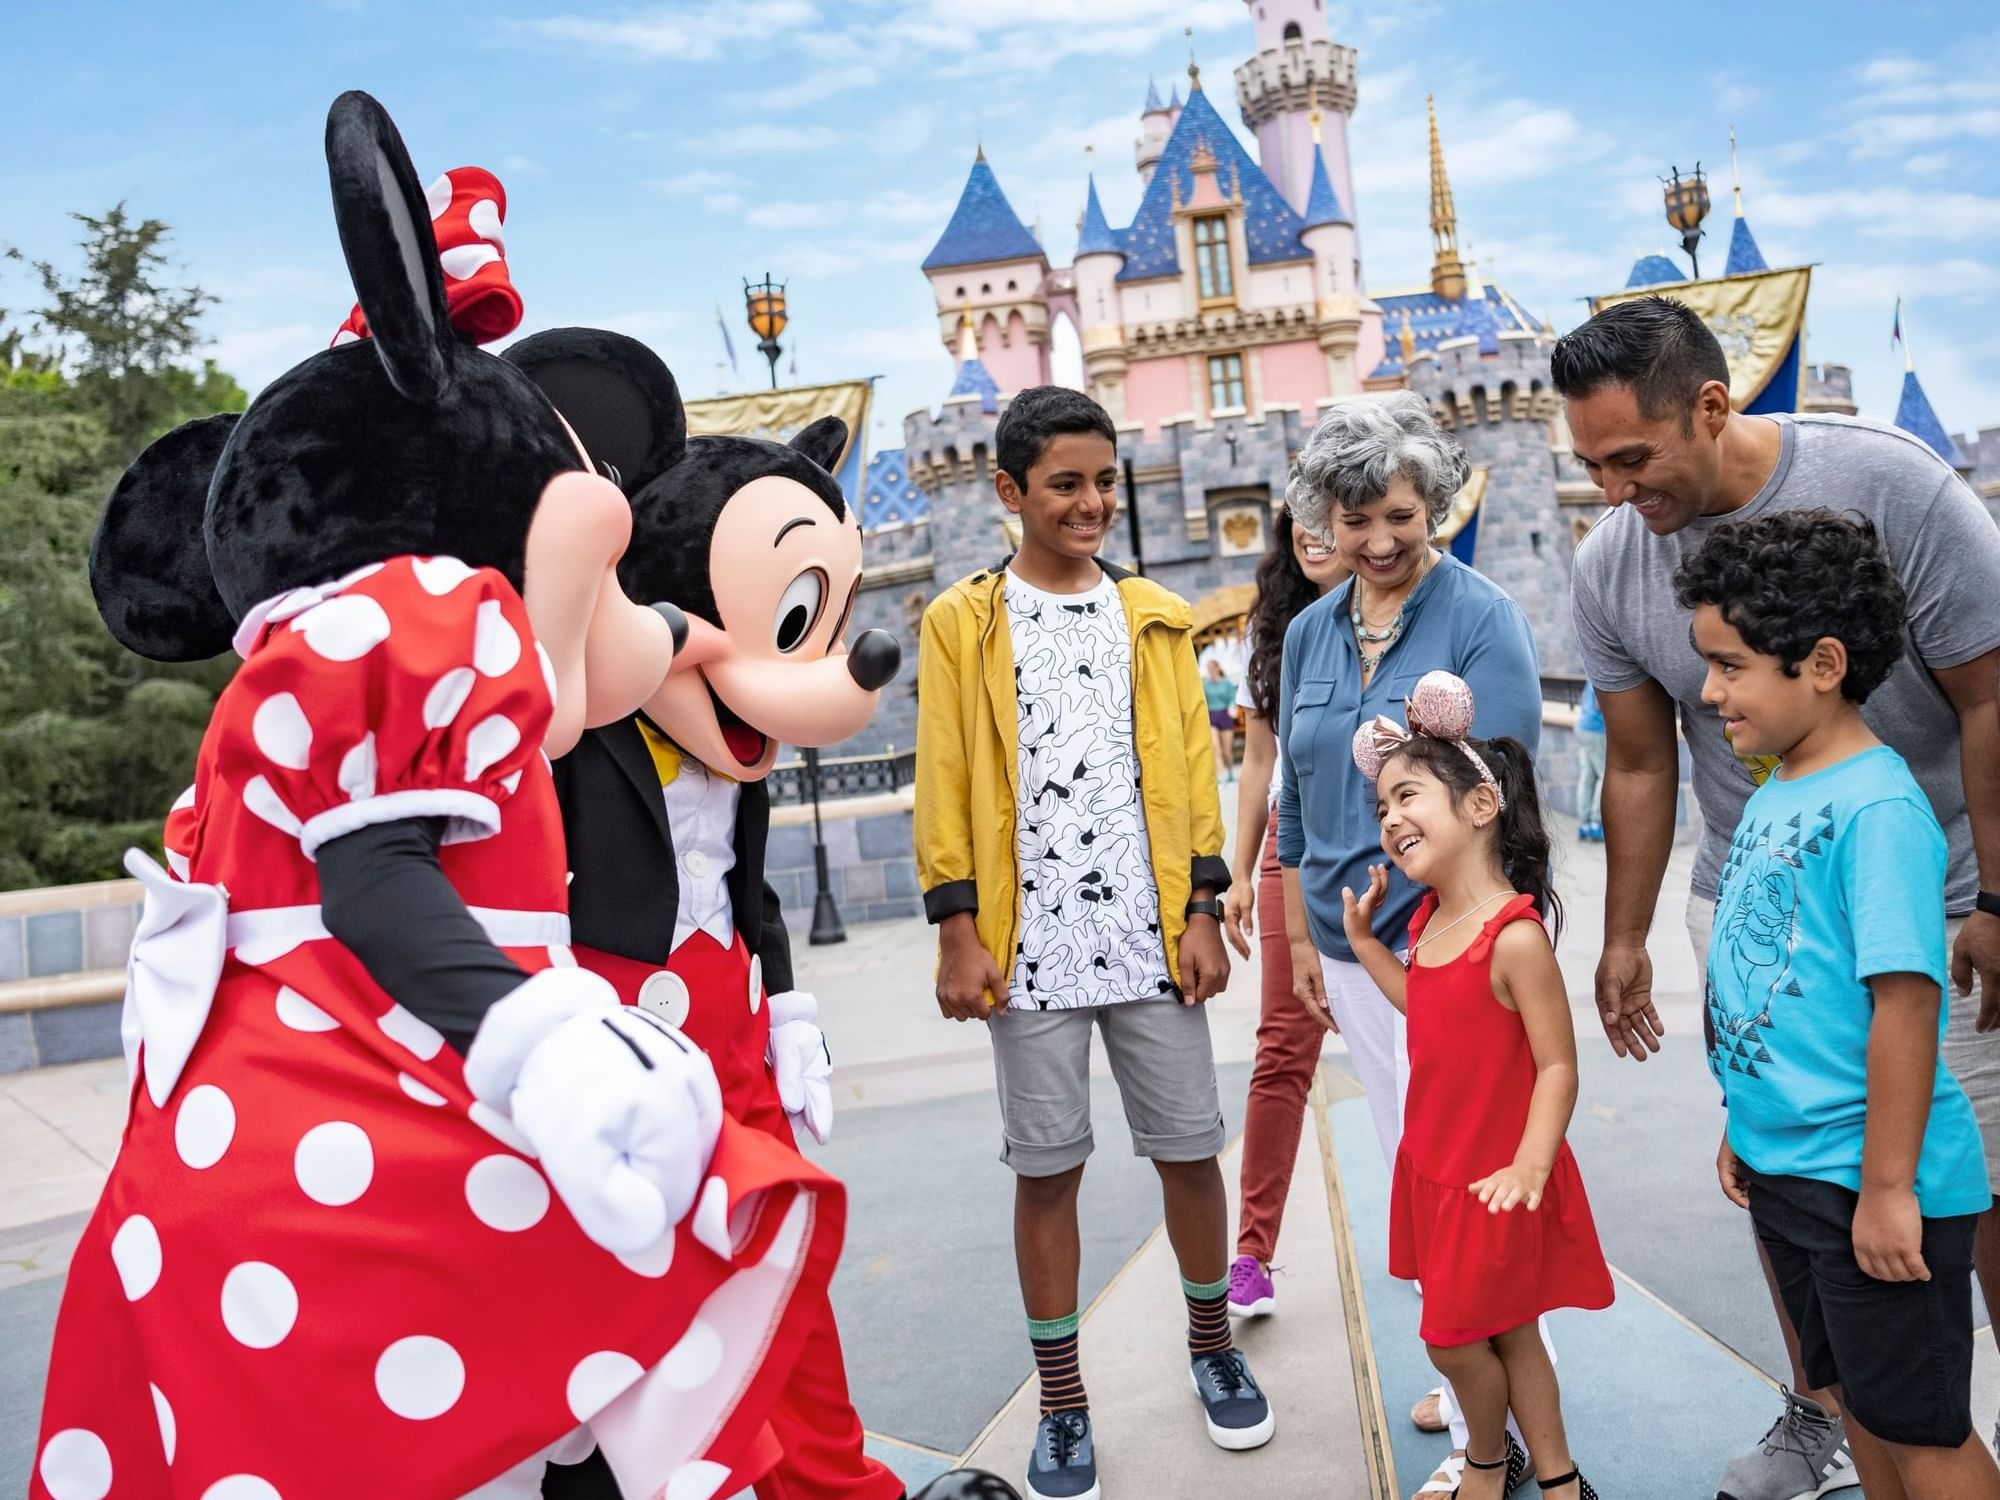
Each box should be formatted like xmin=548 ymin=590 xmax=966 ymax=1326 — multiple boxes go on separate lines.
xmin=1186 ymin=898 xmax=1223 ymax=921
xmin=1978 ymin=891 xmax=2000 ymax=920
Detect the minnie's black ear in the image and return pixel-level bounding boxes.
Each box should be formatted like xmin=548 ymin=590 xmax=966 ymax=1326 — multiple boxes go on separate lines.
xmin=789 ymin=415 xmax=849 ymax=475
xmin=325 ymin=91 xmax=453 ymax=403
xmin=504 ymin=327 xmax=688 ymax=492
xmin=89 ymin=414 xmax=240 ymax=662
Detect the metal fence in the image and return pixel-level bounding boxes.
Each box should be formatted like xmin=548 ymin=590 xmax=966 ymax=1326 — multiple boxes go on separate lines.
xmin=766 ymin=748 xmax=917 ymax=805
xmin=1539 ymin=673 xmax=1586 ymax=709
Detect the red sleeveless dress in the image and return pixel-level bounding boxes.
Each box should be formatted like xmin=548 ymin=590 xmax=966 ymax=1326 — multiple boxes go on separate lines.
xmin=1389 ymin=892 xmax=1613 ymax=1347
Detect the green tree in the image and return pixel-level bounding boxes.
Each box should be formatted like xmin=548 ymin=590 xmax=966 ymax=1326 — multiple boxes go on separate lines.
xmin=0 ymin=212 xmax=247 ymax=889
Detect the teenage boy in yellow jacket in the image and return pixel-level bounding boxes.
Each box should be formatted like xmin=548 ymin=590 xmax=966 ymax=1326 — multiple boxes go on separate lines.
xmin=915 ymin=386 xmax=1275 ymax=1500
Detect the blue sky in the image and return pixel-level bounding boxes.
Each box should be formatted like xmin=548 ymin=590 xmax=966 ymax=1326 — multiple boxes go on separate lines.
xmin=4 ymin=1 xmax=1997 ymax=459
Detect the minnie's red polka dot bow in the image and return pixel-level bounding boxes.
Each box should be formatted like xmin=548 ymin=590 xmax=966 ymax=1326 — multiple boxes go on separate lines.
xmin=330 ymin=167 xmax=522 ymax=348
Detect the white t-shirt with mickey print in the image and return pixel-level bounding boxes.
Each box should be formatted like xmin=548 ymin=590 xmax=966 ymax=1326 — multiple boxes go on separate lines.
xmin=1004 ymin=568 xmax=1174 ymax=1010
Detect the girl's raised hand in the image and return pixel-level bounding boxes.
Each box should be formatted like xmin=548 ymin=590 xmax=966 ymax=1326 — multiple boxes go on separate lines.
xmin=1340 ymin=864 xmax=1390 ymax=951
xmin=1470 ymin=1159 xmax=1551 ymax=1214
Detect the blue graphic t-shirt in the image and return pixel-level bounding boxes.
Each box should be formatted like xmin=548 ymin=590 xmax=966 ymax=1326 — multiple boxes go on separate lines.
xmin=1708 ymin=745 xmax=1989 ymax=1217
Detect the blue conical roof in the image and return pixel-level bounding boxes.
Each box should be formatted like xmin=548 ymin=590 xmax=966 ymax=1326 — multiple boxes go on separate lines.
xmin=947 ymin=355 xmax=1001 ymax=414
xmin=1115 ymin=85 xmax=1313 ymax=281
xmin=1144 ymin=76 xmax=1165 ymax=112
xmin=1724 ymin=214 xmax=1768 ymax=276
xmin=1895 ymin=369 xmax=1966 ymax=468
xmin=1076 ymin=176 xmax=1123 ymax=257
xmin=1301 ymin=144 xmax=1349 ymax=228
xmin=922 ymin=154 xmax=1046 ymax=272
xmin=1625 ymin=254 xmax=1685 ymax=288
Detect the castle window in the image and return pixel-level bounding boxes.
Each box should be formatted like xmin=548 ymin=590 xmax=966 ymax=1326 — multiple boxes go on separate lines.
xmin=1283 ymin=20 xmax=1302 ymax=40
xmin=1194 ymin=215 xmax=1233 ymax=302
xmin=1207 ymin=353 xmax=1246 ymax=413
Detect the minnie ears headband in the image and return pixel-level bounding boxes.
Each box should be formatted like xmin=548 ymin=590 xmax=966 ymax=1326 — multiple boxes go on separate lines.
xmin=1351 ymin=670 xmax=1506 ymax=810
xmin=331 ymin=166 xmax=522 ymax=347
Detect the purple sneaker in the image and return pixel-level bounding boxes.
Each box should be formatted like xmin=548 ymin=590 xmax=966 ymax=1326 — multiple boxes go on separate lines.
xmin=1227 ymin=1255 xmax=1275 ymax=1318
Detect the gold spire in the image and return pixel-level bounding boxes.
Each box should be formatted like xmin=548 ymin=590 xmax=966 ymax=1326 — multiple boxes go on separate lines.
xmin=1729 ymin=126 xmax=1744 ymax=215
xmin=958 ymin=308 xmax=978 ymax=365
xmin=1398 ymin=310 xmax=1416 ymax=364
xmin=1186 ymin=26 xmax=1201 ymax=91
xmin=1427 ymin=95 xmax=1466 ymax=301
xmin=1310 ymin=107 xmax=1324 ymax=146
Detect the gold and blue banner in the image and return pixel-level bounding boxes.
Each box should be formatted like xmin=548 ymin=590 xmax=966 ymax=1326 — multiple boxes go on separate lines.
xmin=683 ymin=378 xmax=874 ymax=501
xmin=1592 ymin=266 xmax=1811 ymax=414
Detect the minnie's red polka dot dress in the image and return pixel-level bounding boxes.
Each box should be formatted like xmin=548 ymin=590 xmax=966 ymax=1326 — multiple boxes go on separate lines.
xmin=33 ymin=557 xmax=844 ymax=1500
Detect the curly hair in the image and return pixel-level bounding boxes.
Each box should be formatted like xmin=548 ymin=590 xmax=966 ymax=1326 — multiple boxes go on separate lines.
xmin=1380 ymin=734 xmax=1561 ymax=941
xmin=1286 ymin=392 xmax=1469 ymax=541
xmin=1671 ymin=510 xmax=1907 ymax=703
xmin=1244 ymin=508 xmax=1322 ymax=720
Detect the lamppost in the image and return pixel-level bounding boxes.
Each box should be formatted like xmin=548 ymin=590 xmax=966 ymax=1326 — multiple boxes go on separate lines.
xmin=803 ymin=747 xmax=846 ymax=945
xmin=1662 ymin=163 xmax=1712 ymax=281
xmin=744 ymin=273 xmax=788 ymax=391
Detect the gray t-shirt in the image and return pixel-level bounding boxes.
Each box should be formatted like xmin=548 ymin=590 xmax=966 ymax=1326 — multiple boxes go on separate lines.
xmin=1572 ymin=413 xmax=2000 ymax=910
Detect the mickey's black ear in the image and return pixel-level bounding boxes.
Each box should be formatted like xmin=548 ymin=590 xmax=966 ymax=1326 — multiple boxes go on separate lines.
xmin=325 ymin=91 xmax=453 ymax=403
xmin=89 ymin=414 xmax=239 ymax=662
xmin=505 ymin=327 xmax=688 ymax=492
xmin=789 ymin=415 xmax=849 ymax=475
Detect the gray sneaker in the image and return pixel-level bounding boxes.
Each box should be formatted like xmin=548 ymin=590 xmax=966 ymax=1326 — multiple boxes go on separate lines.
xmin=1715 ymin=1389 xmax=1858 ymax=1500
xmin=1025 ymin=1409 xmax=1099 ymax=1500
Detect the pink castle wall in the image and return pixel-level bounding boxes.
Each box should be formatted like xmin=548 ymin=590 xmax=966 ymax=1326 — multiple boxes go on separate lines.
xmin=1126 ymin=354 xmax=1191 ymax=438
xmin=1258 ymin=337 xmax=1330 ymax=412
xmin=978 ymin=309 xmax=1048 ymax=394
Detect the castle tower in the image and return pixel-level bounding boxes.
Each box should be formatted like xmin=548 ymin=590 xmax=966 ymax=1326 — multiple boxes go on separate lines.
xmin=1723 ymin=128 xmax=1769 ymax=276
xmin=1136 ymin=79 xmax=1174 ymax=189
xmin=1298 ymin=114 xmax=1361 ymax=397
xmin=1405 ymin=331 xmax=1581 ymax=672
xmin=1234 ymin=0 xmax=1358 ymax=225
xmin=1072 ymin=175 xmax=1130 ymax=417
xmin=922 ymin=150 xmax=1053 ymax=395
xmin=1427 ymin=96 xmax=1467 ymax=301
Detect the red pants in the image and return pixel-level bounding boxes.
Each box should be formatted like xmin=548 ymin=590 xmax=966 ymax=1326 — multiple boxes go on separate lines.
xmin=1234 ymin=824 xmax=1325 ymax=1266
xmin=578 ymin=936 xmax=903 ymax=1500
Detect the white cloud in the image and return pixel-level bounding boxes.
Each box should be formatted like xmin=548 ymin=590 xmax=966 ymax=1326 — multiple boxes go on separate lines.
xmin=501 ymin=155 xmax=547 ymax=177
xmin=1710 ymin=73 xmax=1764 ymax=114
xmin=681 ymin=122 xmax=845 ymax=154
xmin=655 ymin=168 xmax=741 ymax=196
xmin=1847 ymin=108 xmax=2000 ymax=160
xmin=203 ymin=321 xmax=324 ymax=393
xmin=509 ymin=2 xmax=818 ymax=62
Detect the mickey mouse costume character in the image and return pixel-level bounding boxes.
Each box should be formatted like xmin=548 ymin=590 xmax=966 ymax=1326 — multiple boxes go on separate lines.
xmin=504 ymin=333 xmax=906 ymax=1499
xmin=32 ymin=93 xmax=843 ymax=1500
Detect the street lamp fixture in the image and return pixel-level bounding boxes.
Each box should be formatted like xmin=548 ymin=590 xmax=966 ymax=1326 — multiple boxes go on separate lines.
xmin=744 ymin=273 xmax=788 ymax=391
xmin=1661 ymin=163 xmax=1711 ymax=281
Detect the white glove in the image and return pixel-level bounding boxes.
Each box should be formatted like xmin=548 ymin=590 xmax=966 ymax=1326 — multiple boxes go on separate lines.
xmin=766 ymin=989 xmax=834 ymax=1145
xmin=466 ymin=968 xmax=724 ymax=1253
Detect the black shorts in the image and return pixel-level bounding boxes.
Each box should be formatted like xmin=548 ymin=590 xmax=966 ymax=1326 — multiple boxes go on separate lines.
xmin=1747 ymin=1168 xmax=1978 ymax=1448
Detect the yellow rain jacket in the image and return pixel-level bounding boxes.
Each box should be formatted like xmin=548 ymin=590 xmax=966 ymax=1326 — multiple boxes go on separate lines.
xmin=914 ymin=558 xmax=1231 ymax=992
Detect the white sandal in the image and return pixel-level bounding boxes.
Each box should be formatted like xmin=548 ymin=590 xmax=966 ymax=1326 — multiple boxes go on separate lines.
xmin=1412 ymin=1451 xmax=1464 ymax=1498
xmin=1410 ymin=1386 xmax=1447 ymax=1433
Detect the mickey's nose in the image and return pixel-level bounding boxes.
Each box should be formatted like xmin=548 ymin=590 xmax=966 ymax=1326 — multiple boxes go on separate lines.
xmin=846 ymin=630 xmax=901 ymax=691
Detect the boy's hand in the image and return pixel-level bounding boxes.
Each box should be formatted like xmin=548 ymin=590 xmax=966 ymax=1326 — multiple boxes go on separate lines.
xmin=1179 ymin=915 xmax=1230 ymax=1005
xmin=1340 ymin=865 xmax=1389 ymax=952
xmin=936 ymin=915 xmax=1006 ymax=1022
xmin=1854 ymin=1184 xmax=1930 ymax=1282
xmin=1290 ymin=938 xmax=1338 ymax=1033
xmin=1470 ymin=1158 xmax=1551 ymax=1213
xmin=1716 ymin=1130 xmax=1751 ymax=1210
xmin=1223 ymin=881 xmax=1255 ymax=960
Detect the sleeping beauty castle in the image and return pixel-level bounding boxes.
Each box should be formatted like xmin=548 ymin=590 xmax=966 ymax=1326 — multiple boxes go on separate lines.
xmin=829 ymin=0 xmax=1995 ymax=758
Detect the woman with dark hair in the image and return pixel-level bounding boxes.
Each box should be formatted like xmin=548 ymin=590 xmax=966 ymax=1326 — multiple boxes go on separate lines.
xmin=1274 ymin=393 xmax=1546 ymax=1497
xmin=1221 ymin=507 xmax=1347 ymax=1319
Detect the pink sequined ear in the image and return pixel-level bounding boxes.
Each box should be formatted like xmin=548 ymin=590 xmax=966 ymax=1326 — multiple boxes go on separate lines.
xmin=1407 ymin=671 xmax=1476 ymax=739
xmin=1351 ymin=721 xmax=1385 ymax=781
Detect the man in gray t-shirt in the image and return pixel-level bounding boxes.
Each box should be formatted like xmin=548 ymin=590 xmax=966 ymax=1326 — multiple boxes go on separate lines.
xmin=1555 ymin=295 xmax=2000 ymax=1494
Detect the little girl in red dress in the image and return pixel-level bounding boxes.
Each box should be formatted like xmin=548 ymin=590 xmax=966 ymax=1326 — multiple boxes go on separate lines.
xmin=1341 ymin=672 xmax=1612 ymax=1500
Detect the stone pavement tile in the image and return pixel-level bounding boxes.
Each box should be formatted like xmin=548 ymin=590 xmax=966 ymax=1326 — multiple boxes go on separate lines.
xmin=0 ymin=1092 xmax=111 ymax=1234
xmin=962 ymin=1087 xmax=1376 ymax=1500
xmin=0 ymin=1277 xmax=64 ymax=1494
xmin=3 ymin=1058 xmax=126 ymax=1167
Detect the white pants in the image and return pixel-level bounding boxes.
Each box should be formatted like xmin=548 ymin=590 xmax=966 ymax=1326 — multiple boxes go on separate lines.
xmin=1319 ymin=952 xmax=1556 ymax=1460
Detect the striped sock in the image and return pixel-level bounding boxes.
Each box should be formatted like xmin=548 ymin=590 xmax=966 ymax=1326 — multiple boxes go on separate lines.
xmin=1184 ymin=1274 xmax=1233 ymax=1359
xmin=1028 ymin=1311 xmax=1087 ymax=1415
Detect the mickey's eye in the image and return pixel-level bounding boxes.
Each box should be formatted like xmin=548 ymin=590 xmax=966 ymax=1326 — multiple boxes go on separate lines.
xmin=774 ymin=569 xmax=827 ymax=653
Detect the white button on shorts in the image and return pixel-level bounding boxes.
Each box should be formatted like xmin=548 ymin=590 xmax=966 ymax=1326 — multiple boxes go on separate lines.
xmin=638 ymin=970 xmax=691 ymax=1029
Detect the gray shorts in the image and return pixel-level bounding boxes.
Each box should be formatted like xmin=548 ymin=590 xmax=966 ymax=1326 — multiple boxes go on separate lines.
xmin=1690 ymin=894 xmax=1999 ymax=1192
xmin=988 ymin=999 xmax=1226 ymax=1178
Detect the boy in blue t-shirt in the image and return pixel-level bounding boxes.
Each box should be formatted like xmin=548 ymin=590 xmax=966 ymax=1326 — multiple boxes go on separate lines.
xmin=1675 ymin=511 xmax=1998 ymax=1496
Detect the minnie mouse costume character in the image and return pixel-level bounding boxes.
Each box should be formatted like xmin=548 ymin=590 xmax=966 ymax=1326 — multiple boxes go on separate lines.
xmin=33 ymin=93 xmax=843 ymax=1500
xmin=504 ymin=333 xmax=905 ymax=1499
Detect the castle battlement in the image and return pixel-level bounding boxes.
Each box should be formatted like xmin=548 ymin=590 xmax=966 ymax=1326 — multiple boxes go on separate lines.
xmin=1233 ymin=37 xmax=1358 ymax=123
xmin=903 ymin=401 xmax=1003 ymax=494
xmin=1405 ymin=334 xmax=1560 ymax=429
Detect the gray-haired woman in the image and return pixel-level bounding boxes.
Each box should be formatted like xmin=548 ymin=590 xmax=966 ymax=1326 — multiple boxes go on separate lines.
xmin=1272 ymin=392 xmax=1546 ymax=1495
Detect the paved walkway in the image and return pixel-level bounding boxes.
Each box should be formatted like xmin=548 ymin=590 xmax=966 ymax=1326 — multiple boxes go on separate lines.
xmin=4 ymin=806 xmax=1995 ymax=1497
